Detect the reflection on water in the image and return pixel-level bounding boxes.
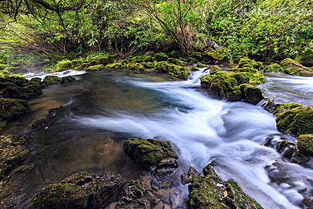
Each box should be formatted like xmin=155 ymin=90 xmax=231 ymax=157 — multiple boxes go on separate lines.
xmin=260 ymin=73 xmax=313 ymax=106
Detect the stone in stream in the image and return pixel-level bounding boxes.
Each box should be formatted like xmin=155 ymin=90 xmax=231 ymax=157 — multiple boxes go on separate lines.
xmin=123 ymin=138 xmax=178 ymax=176
xmin=0 ymin=135 xmax=30 ymax=179
xmin=188 ymin=164 xmax=263 ymax=209
xmin=276 ymin=105 xmax=313 ymax=136
xmin=30 ymin=172 xmax=125 ymax=209
xmin=200 ymin=59 xmax=265 ymax=104
xmin=0 ymin=98 xmax=29 ymax=122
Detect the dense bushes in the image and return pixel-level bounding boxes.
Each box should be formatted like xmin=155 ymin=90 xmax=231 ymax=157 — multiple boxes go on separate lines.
xmin=0 ymin=0 xmax=312 ymax=62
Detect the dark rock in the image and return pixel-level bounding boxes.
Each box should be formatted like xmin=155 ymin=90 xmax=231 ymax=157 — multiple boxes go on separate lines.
xmin=240 ymin=84 xmax=264 ymax=105
xmin=181 ymin=167 xmax=200 ymax=185
xmin=2 ymin=85 xmax=42 ymax=99
xmin=61 ymin=76 xmax=76 ymax=84
xmin=42 ymin=76 xmax=61 ymax=86
xmin=123 ymin=138 xmax=178 ymax=176
xmin=0 ymin=98 xmax=29 ymax=122
xmin=30 ymin=172 xmax=125 ymax=209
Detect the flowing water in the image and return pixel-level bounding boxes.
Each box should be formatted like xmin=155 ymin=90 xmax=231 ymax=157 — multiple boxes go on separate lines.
xmin=260 ymin=73 xmax=313 ymax=106
xmin=9 ymin=69 xmax=313 ymax=209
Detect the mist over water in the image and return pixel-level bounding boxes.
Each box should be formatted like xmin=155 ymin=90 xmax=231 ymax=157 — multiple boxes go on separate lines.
xmin=66 ymin=69 xmax=313 ymax=209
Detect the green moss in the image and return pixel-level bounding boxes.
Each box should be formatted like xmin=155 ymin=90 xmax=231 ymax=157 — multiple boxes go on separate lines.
xmin=277 ymin=140 xmax=295 ymax=153
xmin=280 ymin=58 xmax=313 ymax=77
xmin=274 ymin=103 xmax=301 ymax=115
xmin=297 ymin=135 xmax=313 ymax=156
xmin=126 ymin=62 xmax=145 ymax=72
xmin=189 ymin=165 xmax=263 ymax=209
xmin=130 ymin=55 xmax=154 ymax=63
xmin=42 ymin=76 xmax=61 ymax=85
xmin=0 ymin=135 xmax=30 ymax=179
xmin=167 ymin=58 xmax=187 ymax=66
xmin=209 ymin=65 xmax=220 ymax=74
xmin=238 ymin=58 xmax=263 ymax=70
xmin=201 ymin=71 xmax=241 ymax=101
xmin=201 ymin=69 xmax=265 ymax=102
xmin=0 ymin=98 xmax=29 ymax=122
xmin=105 ymin=62 xmax=125 ymax=69
xmin=154 ymin=52 xmax=169 ymax=61
xmin=240 ymin=84 xmax=264 ymax=105
xmin=206 ymin=47 xmax=227 ymax=61
xmin=123 ymin=138 xmax=177 ymax=168
xmin=86 ymin=64 xmax=105 ymax=71
xmin=276 ymin=106 xmax=313 ymax=136
xmin=263 ymin=63 xmax=285 ymax=73
xmin=154 ymin=61 xmax=190 ymax=79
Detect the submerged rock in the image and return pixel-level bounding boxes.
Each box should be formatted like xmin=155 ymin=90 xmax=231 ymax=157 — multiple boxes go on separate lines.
xmin=276 ymin=106 xmax=313 ymax=136
xmin=123 ymin=138 xmax=178 ymax=176
xmin=189 ymin=164 xmax=263 ymax=209
xmin=30 ymin=172 xmax=125 ymax=209
xmin=0 ymin=135 xmax=30 ymax=179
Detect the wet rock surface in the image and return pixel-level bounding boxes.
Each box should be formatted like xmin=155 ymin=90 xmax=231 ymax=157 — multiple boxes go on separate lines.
xmin=188 ymin=164 xmax=263 ymax=209
xmin=30 ymin=172 xmax=125 ymax=209
xmin=123 ymin=138 xmax=178 ymax=176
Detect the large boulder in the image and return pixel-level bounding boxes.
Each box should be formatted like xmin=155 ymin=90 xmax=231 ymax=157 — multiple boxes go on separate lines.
xmin=240 ymin=84 xmax=264 ymax=105
xmin=30 ymin=172 xmax=125 ymax=209
xmin=0 ymin=135 xmax=30 ymax=179
xmin=189 ymin=164 xmax=263 ymax=209
xmin=280 ymin=58 xmax=313 ymax=76
xmin=123 ymin=138 xmax=178 ymax=176
xmin=276 ymin=106 xmax=313 ymax=136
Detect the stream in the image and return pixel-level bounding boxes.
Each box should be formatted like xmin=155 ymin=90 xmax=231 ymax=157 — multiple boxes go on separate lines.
xmin=9 ymin=69 xmax=313 ymax=209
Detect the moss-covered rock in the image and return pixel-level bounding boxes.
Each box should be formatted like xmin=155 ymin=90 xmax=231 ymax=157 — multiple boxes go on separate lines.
xmin=240 ymin=84 xmax=264 ymax=105
xmin=189 ymin=164 xmax=263 ymax=209
xmin=123 ymin=138 xmax=178 ymax=176
xmin=209 ymin=65 xmax=221 ymax=74
xmin=0 ymin=98 xmax=29 ymax=122
xmin=126 ymin=62 xmax=145 ymax=72
xmin=206 ymin=47 xmax=227 ymax=62
xmin=297 ymin=135 xmax=313 ymax=157
xmin=86 ymin=64 xmax=105 ymax=71
xmin=30 ymin=172 xmax=125 ymax=209
xmin=276 ymin=106 xmax=313 ymax=136
xmin=154 ymin=61 xmax=191 ymax=79
xmin=201 ymin=72 xmax=242 ymax=101
xmin=238 ymin=58 xmax=263 ymax=70
xmin=42 ymin=76 xmax=62 ymax=86
xmin=52 ymin=60 xmax=74 ymax=72
xmin=0 ymin=135 xmax=30 ymax=179
xmin=154 ymin=52 xmax=169 ymax=61
xmin=263 ymin=63 xmax=286 ymax=73
xmin=2 ymin=85 xmax=42 ymax=99
xmin=273 ymin=103 xmax=301 ymax=115
xmin=61 ymin=76 xmax=76 ymax=84
xmin=167 ymin=58 xmax=187 ymax=66
xmin=201 ymin=67 xmax=265 ymax=102
xmin=280 ymin=58 xmax=313 ymax=76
